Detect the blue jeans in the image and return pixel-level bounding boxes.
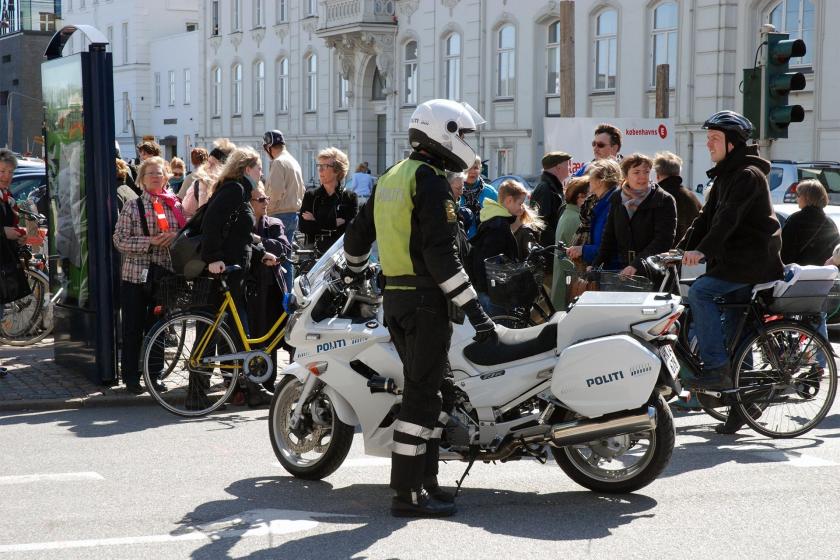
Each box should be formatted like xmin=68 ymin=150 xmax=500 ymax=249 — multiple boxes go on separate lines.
xmin=687 ymin=275 xmax=752 ymax=370
xmin=273 ymin=212 xmax=298 ymax=292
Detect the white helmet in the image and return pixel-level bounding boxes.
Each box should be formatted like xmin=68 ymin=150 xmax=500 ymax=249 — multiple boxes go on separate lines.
xmin=408 ymin=99 xmax=486 ymax=172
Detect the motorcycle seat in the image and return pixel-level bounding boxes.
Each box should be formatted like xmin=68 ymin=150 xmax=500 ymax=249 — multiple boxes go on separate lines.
xmin=463 ymin=321 xmax=558 ymax=367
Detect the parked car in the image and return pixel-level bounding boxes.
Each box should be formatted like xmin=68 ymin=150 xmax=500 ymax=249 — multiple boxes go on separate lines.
xmin=768 ymin=160 xmax=840 ymax=204
xmin=489 ymin=174 xmax=540 ymax=192
xmin=11 ymin=158 xmax=47 ymax=201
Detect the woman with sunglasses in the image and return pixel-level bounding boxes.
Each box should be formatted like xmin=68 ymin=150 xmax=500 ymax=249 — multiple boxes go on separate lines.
xmin=298 ymin=147 xmax=358 ymax=254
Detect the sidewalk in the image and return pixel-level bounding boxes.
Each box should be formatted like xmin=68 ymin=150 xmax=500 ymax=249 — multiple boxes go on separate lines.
xmin=0 ymin=338 xmax=292 ymax=412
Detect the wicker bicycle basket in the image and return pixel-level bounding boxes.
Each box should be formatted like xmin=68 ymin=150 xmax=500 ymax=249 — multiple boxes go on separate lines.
xmin=156 ymin=275 xmax=217 ymax=312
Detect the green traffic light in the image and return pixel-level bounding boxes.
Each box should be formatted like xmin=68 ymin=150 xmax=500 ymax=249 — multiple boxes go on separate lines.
xmin=764 ymin=32 xmax=807 ymax=139
xmin=769 ymin=38 xmax=807 ymax=64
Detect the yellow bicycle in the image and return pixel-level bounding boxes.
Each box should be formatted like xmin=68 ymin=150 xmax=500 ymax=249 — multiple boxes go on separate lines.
xmin=141 ymin=267 xmax=289 ymax=416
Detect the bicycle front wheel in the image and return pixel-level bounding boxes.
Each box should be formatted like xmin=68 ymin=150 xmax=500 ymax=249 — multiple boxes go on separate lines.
xmin=733 ymin=321 xmax=837 ymax=438
xmin=142 ymin=312 xmax=241 ymax=417
xmin=0 ymin=269 xmax=48 ymax=346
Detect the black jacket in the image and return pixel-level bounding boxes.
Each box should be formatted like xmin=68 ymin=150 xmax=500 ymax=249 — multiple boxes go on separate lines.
xmin=201 ymin=178 xmax=260 ymax=267
xmin=658 ymin=175 xmax=701 ymax=245
xmin=247 ymin=215 xmax=292 ymax=337
xmin=781 ymin=205 xmax=840 ymax=266
xmin=594 ymin=184 xmax=676 ymax=271
xmin=680 ymin=144 xmax=784 ymax=284
xmin=298 ymin=184 xmax=358 ymax=253
xmin=530 ymin=171 xmax=566 ymax=247
xmin=470 ymin=215 xmax=519 ymax=292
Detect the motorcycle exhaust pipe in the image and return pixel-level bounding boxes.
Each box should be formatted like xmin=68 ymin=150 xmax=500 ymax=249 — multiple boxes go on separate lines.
xmin=549 ymin=406 xmax=657 ymax=448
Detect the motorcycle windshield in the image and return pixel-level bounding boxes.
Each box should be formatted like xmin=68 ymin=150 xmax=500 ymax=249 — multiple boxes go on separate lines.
xmin=306 ymin=235 xmax=346 ymax=288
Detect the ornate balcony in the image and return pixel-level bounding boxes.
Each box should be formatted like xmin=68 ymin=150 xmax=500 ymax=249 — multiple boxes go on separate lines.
xmin=316 ymin=0 xmax=397 ymax=39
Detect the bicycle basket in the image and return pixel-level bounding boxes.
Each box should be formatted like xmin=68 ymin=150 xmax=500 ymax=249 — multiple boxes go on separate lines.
xmin=484 ymin=255 xmax=541 ymax=307
xmin=591 ymin=270 xmax=654 ymax=292
xmin=156 ymin=275 xmax=216 ymax=311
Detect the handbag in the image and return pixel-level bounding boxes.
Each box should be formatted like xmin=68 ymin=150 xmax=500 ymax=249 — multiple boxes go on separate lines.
xmin=0 ymin=237 xmax=31 ymax=304
xmin=135 ymin=197 xmax=174 ymax=296
xmin=170 ymin=204 xmax=207 ymax=280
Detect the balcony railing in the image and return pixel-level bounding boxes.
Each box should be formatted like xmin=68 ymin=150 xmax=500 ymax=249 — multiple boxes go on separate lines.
xmin=319 ymin=0 xmax=396 ymax=30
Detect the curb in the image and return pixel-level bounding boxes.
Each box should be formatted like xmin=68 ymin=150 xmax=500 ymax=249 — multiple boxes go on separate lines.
xmin=0 ymin=394 xmax=157 ymax=412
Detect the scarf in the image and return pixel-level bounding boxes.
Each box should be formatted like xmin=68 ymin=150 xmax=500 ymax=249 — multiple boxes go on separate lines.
xmin=151 ymin=190 xmax=186 ymax=229
xmin=0 ymin=188 xmax=19 ymax=227
xmin=621 ymin=182 xmax=652 ymax=218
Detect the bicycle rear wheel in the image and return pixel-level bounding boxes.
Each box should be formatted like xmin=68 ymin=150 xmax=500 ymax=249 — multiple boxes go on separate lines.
xmin=0 ymin=269 xmax=48 ymax=346
xmin=733 ymin=322 xmax=837 ymax=438
xmin=142 ymin=312 xmax=241 ymax=417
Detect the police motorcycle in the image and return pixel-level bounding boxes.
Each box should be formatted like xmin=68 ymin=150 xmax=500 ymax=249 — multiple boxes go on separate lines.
xmin=269 ymin=238 xmax=685 ymax=493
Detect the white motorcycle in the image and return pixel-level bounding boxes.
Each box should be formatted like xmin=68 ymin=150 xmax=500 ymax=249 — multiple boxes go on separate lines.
xmin=269 ymin=240 xmax=685 ymax=493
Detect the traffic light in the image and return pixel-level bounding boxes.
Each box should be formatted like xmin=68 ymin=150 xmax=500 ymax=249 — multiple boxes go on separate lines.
xmin=764 ymin=32 xmax=806 ymax=139
xmin=742 ymin=68 xmax=762 ymax=140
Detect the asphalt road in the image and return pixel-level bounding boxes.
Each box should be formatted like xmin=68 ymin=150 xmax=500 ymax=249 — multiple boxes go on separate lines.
xmin=0 ymin=395 xmax=839 ymax=560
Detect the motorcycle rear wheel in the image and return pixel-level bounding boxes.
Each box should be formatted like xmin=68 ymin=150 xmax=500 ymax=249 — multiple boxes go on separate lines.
xmin=269 ymin=375 xmax=355 ymax=480
xmin=551 ymin=394 xmax=675 ymax=493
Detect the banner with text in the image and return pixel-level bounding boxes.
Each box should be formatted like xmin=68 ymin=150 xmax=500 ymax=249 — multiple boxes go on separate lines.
xmin=544 ymin=118 xmax=676 ymax=175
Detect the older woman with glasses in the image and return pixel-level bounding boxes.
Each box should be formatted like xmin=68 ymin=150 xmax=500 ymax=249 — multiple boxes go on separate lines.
xmin=298 ymin=147 xmax=358 ymax=253
xmin=113 ymin=156 xmax=185 ymax=395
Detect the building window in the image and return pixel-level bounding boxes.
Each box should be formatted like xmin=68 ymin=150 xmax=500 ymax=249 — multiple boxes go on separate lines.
xmin=212 ymin=66 xmax=222 ymax=116
xmin=121 ymin=92 xmax=129 ymax=133
xmin=121 ymin=22 xmax=128 ymax=65
xmin=403 ymin=41 xmax=418 ymax=106
xmin=372 ymin=67 xmax=386 ymax=101
xmin=304 ymin=149 xmax=317 ymax=184
xmin=276 ymin=0 xmax=287 ymax=22
xmin=444 ymin=33 xmax=461 ymax=100
xmin=651 ymin=2 xmax=677 ymax=88
xmin=305 ymin=53 xmax=317 ymax=112
xmin=254 ymin=0 xmax=264 ymax=27
xmin=767 ymin=0 xmax=814 ymax=66
xmin=594 ymin=9 xmax=617 ymax=90
xmin=106 ymin=26 xmax=113 ymax=52
xmin=184 ymin=69 xmax=191 ymax=105
xmin=154 ymin=72 xmax=161 ymax=106
xmin=547 ymin=21 xmax=561 ymax=95
xmin=168 ymin=70 xmax=176 ymax=106
xmin=186 ymin=22 xmax=198 ymax=32
xmin=211 ymin=0 xmax=220 ymax=35
xmin=232 ymin=63 xmax=242 ymax=115
xmin=254 ymin=60 xmax=265 ymax=114
xmin=232 ymin=0 xmax=241 ymax=32
xmin=277 ymin=57 xmax=289 ymax=112
xmin=496 ymin=148 xmax=512 ymax=177
xmin=496 ymin=24 xmax=515 ymax=98
xmin=306 ymin=0 xmax=317 ymax=16
xmin=338 ymin=73 xmax=350 ymax=109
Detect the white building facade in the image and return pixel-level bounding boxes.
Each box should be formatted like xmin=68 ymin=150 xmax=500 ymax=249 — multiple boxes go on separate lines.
xmin=60 ymin=0 xmax=199 ymax=160
xmin=191 ymin=0 xmax=836 ymax=189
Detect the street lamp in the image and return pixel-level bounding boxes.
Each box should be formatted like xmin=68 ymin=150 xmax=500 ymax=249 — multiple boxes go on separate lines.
xmin=6 ymin=91 xmax=46 ymax=152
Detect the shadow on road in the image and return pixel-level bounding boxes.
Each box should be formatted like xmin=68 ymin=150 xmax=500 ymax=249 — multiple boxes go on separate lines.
xmin=0 ymin=407 xmax=267 ymax=438
xmin=176 ymin=476 xmax=658 ymax=559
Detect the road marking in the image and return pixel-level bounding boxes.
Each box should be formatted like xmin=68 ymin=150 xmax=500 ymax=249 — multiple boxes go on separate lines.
xmin=0 ymin=472 xmax=104 ymax=486
xmin=0 ymin=509 xmax=360 ymax=553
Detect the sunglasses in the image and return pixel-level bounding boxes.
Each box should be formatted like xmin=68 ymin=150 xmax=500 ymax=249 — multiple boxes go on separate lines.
xmin=592 ymin=141 xmax=610 ymax=148
xmin=252 ymin=196 xmax=271 ymax=203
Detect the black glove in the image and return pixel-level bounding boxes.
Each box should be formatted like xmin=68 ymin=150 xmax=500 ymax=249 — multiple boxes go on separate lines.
xmin=462 ymin=299 xmax=496 ymax=343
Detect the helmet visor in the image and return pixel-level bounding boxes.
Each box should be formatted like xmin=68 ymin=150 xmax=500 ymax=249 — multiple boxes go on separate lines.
xmin=461 ymin=102 xmax=486 ymax=127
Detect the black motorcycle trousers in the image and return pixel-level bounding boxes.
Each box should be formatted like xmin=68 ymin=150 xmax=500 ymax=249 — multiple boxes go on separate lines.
xmin=383 ymin=289 xmax=452 ymax=492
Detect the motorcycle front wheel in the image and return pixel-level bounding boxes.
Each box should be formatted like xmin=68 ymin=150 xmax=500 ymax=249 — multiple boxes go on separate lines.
xmin=269 ymin=375 xmax=355 ymax=480
xmin=551 ymin=394 xmax=675 ymax=493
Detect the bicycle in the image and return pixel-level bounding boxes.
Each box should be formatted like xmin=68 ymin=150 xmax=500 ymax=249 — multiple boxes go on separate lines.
xmin=140 ymin=265 xmax=289 ymax=416
xmin=645 ymin=251 xmax=837 ymax=437
xmin=485 ymin=244 xmax=558 ymax=328
xmin=0 ymin=208 xmax=58 ymax=346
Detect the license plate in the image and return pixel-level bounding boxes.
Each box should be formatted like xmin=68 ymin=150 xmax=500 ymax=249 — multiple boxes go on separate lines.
xmin=659 ymin=345 xmax=680 ymax=378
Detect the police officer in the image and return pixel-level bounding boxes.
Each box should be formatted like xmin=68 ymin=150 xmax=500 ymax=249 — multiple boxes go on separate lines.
xmin=343 ymin=100 xmax=496 ymax=518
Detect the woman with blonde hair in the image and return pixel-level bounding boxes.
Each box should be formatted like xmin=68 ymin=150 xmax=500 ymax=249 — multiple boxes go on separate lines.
xmin=470 ymin=179 xmax=544 ymax=314
xmin=201 ymin=146 xmax=278 ymax=406
xmin=567 ymin=158 xmax=622 ymax=267
xmin=298 ymin=146 xmax=359 ymax=253
xmin=113 ymin=156 xmax=185 ymax=394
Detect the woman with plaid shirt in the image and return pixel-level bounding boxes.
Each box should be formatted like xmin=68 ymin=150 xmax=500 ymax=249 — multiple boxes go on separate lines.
xmin=113 ymin=157 xmax=186 ymax=394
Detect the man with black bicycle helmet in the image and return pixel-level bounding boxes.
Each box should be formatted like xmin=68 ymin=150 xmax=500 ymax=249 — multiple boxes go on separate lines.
xmin=680 ymin=110 xmax=784 ymax=433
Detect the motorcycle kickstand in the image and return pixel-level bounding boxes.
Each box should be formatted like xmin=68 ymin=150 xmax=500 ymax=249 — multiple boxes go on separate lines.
xmin=454 ymin=446 xmax=479 ymax=498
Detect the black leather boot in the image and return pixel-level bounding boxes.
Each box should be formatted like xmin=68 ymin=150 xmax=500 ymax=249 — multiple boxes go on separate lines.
xmin=246 ymin=380 xmax=272 ymax=407
xmin=423 ymin=477 xmax=456 ymax=503
xmin=391 ymin=489 xmax=456 ymax=518
xmin=715 ymin=404 xmax=762 ymax=434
